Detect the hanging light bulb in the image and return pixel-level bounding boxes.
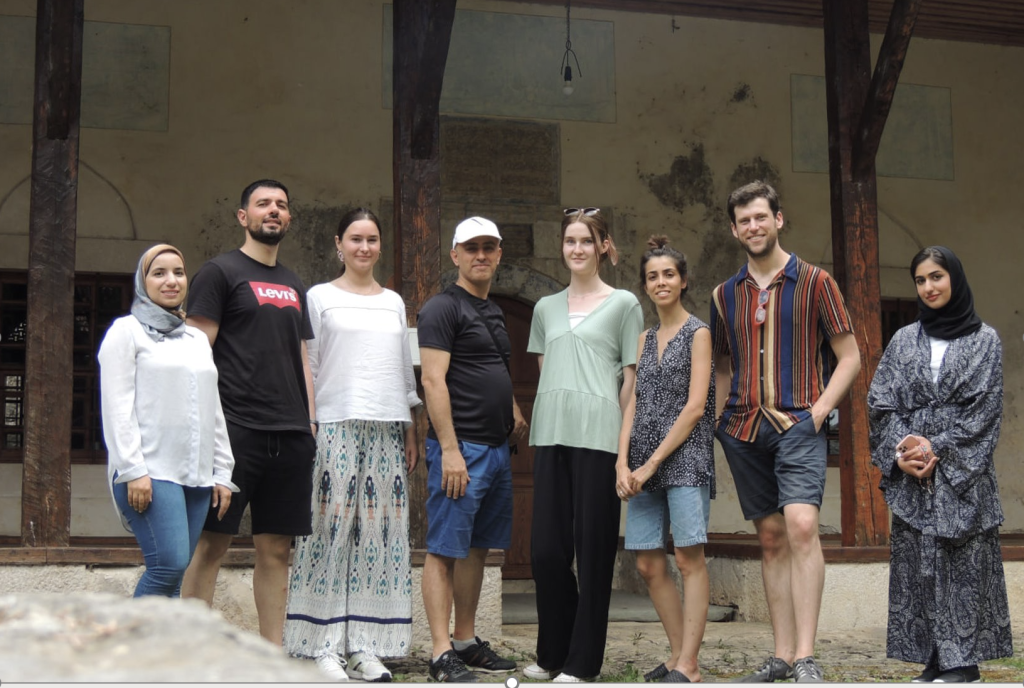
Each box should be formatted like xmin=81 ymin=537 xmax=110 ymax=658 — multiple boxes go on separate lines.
xmin=560 ymin=0 xmax=581 ymax=96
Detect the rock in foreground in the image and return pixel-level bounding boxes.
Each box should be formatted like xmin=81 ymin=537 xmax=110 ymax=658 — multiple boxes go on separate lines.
xmin=0 ymin=592 xmax=322 ymax=682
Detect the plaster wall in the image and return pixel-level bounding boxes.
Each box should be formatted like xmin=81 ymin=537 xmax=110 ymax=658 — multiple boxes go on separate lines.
xmin=0 ymin=0 xmax=1020 ymax=534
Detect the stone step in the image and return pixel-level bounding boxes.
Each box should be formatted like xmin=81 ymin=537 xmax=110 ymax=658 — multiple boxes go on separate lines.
xmin=503 ymin=590 xmax=735 ymax=625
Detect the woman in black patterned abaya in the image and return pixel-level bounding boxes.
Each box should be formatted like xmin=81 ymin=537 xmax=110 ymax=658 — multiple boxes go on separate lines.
xmin=867 ymin=246 xmax=1012 ymax=683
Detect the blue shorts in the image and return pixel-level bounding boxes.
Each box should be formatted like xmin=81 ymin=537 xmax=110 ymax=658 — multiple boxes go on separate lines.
xmin=425 ymin=437 xmax=512 ymax=558
xmin=624 ymin=485 xmax=711 ymax=550
xmin=716 ymin=416 xmax=826 ymax=521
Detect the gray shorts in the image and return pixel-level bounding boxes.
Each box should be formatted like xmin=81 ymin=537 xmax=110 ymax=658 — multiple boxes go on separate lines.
xmin=716 ymin=416 xmax=826 ymax=521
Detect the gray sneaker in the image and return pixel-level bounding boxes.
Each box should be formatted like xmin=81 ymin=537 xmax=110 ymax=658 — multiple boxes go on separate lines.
xmin=739 ymin=657 xmax=794 ymax=682
xmin=792 ymin=657 xmax=823 ymax=683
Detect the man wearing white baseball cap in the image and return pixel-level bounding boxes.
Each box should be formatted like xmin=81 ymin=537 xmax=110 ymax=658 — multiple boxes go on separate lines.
xmin=417 ymin=216 xmax=528 ymax=682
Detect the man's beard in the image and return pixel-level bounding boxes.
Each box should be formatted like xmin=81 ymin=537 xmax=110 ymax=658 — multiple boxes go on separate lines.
xmin=742 ymin=233 xmax=777 ymax=259
xmin=247 ymin=222 xmax=287 ymax=246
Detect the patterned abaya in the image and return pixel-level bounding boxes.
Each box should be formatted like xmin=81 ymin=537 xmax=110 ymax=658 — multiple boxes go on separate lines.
xmin=868 ymin=319 xmax=1012 ymax=670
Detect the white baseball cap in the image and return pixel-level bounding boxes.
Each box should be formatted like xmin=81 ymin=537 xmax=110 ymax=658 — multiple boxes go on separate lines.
xmin=452 ymin=216 xmax=502 ymax=249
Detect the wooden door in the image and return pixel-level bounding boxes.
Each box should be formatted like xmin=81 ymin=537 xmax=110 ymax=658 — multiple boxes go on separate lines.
xmin=493 ymin=295 xmax=538 ymax=579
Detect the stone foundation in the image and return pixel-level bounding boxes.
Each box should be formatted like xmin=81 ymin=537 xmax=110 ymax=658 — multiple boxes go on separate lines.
xmin=615 ymin=551 xmax=1024 ymax=632
xmin=0 ymin=562 xmax=504 ymax=645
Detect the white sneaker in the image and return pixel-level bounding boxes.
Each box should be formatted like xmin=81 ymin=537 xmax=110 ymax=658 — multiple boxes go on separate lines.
xmin=553 ymin=673 xmax=593 ymax=683
xmin=524 ymin=663 xmax=561 ymax=680
xmin=348 ymin=651 xmax=392 ymax=683
xmin=315 ymin=653 xmax=350 ymax=681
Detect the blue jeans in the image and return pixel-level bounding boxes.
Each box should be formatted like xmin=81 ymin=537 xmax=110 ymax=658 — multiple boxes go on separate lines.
xmin=113 ymin=478 xmax=212 ymax=597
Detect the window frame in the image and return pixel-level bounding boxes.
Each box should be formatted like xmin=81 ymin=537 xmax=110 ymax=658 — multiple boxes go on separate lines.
xmin=0 ymin=269 xmax=133 ymax=464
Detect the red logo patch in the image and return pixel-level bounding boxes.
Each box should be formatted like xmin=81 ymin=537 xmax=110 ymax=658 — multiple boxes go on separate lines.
xmin=249 ymin=282 xmax=300 ymax=310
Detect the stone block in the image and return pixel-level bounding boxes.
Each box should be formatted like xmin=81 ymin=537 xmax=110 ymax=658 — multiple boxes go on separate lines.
xmin=0 ymin=592 xmax=321 ymax=681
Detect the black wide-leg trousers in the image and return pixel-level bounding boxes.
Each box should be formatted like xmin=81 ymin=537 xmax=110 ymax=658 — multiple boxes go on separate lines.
xmin=531 ymin=445 xmax=621 ymax=678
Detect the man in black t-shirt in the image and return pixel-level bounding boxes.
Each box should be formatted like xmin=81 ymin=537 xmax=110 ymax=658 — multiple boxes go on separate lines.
xmin=417 ymin=217 xmax=528 ymax=682
xmin=180 ymin=179 xmax=317 ymax=646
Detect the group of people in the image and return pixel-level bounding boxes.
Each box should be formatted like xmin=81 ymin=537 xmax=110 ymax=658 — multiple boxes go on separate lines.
xmin=98 ymin=178 xmax=1012 ymax=684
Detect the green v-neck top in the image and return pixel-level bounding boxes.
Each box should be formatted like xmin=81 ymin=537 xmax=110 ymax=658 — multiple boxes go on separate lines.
xmin=527 ymin=288 xmax=643 ymax=453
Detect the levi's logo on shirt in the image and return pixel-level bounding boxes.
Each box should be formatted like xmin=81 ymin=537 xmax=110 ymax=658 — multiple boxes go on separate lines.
xmin=249 ymin=282 xmax=300 ymax=310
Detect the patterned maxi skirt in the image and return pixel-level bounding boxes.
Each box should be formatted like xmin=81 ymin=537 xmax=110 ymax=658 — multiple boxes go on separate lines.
xmin=284 ymin=419 xmax=412 ymax=659
xmin=886 ymin=515 xmax=1013 ymax=669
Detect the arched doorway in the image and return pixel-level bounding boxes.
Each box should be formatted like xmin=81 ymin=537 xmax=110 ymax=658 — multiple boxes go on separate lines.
xmin=491 ymin=295 xmax=539 ymax=579
xmin=440 ymin=265 xmax=564 ymax=579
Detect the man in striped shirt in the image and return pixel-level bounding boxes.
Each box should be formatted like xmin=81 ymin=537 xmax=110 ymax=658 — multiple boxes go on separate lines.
xmin=711 ymin=181 xmax=861 ymax=683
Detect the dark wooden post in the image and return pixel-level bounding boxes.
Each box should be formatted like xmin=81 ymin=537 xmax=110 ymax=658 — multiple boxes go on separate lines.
xmin=393 ymin=0 xmax=456 ymax=549
xmin=21 ymin=0 xmax=85 ymax=547
xmin=823 ymin=0 xmax=919 ymax=546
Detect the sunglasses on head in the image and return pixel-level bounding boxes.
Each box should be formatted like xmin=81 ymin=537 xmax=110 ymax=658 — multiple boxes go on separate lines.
xmin=563 ymin=207 xmax=600 ymax=217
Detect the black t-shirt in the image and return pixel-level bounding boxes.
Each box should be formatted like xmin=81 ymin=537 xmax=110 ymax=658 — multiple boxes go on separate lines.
xmin=417 ymin=284 xmax=513 ymax=447
xmin=187 ymin=249 xmax=313 ymax=432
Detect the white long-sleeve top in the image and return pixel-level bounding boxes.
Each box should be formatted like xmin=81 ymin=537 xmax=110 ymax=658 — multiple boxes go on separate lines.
xmin=306 ymin=284 xmax=422 ymax=424
xmin=98 ymin=316 xmax=237 ymax=529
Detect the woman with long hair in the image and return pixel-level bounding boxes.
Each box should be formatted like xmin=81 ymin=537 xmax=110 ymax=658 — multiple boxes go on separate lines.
xmin=98 ymin=244 xmax=236 ymax=597
xmin=617 ymin=236 xmax=715 ymax=683
xmin=524 ymin=208 xmax=643 ymax=683
xmin=284 ymin=208 xmax=421 ymax=683
xmin=868 ymin=246 xmax=1012 ymax=683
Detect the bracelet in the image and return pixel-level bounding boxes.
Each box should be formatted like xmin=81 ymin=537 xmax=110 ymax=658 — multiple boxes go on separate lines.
xmin=310 ymin=419 xmax=319 ymax=427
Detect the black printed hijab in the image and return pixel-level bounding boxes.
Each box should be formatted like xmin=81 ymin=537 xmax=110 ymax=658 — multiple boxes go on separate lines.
xmin=914 ymin=245 xmax=982 ymax=341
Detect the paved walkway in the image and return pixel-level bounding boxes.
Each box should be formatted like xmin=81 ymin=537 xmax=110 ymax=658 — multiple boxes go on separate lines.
xmin=385 ymin=620 xmax=1023 ymax=683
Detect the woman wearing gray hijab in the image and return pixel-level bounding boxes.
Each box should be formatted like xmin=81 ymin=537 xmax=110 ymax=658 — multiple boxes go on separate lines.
xmin=868 ymin=246 xmax=1012 ymax=683
xmin=98 ymin=244 xmax=237 ymax=597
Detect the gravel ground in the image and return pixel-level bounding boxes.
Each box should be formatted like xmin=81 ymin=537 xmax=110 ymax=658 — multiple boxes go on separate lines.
xmin=378 ymin=621 xmax=1023 ymax=683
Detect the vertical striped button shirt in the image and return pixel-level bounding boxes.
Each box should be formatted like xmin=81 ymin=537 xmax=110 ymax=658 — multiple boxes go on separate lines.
xmin=710 ymin=254 xmax=853 ymax=442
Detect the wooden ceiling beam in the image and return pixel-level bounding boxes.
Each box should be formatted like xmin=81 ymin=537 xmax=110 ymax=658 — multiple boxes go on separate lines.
xmin=521 ymin=0 xmax=1024 ymax=47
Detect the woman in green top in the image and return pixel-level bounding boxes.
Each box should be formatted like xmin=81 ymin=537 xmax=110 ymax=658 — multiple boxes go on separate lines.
xmin=523 ymin=208 xmax=643 ymax=683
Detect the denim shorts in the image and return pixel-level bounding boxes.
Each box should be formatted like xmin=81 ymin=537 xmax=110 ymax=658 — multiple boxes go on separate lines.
xmin=625 ymin=485 xmax=711 ymax=550
xmin=425 ymin=437 xmax=512 ymax=558
xmin=716 ymin=415 xmax=826 ymax=521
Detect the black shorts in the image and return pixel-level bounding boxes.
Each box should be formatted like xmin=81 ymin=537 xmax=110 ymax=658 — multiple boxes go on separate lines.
xmin=204 ymin=421 xmax=316 ymax=536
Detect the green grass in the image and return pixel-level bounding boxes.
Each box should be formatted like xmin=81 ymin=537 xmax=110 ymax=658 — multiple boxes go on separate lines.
xmin=985 ymin=655 xmax=1024 ymax=670
xmin=598 ymin=663 xmax=643 ymax=683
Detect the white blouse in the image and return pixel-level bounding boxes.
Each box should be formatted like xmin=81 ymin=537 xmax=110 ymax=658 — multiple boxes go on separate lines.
xmin=928 ymin=335 xmax=950 ymax=384
xmin=98 ymin=316 xmax=237 ymax=526
xmin=306 ymin=284 xmax=421 ymax=424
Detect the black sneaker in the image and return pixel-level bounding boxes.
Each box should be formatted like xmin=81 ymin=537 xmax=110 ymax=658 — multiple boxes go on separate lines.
xmin=644 ymin=663 xmax=670 ymax=682
xmin=911 ymin=664 xmax=942 ymax=682
xmin=453 ymin=636 xmax=516 ymax=673
xmin=933 ymin=665 xmax=980 ymax=683
xmin=792 ymin=657 xmax=823 ymax=683
xmin=739 ymin=657 xmax=794 ymax=682
xmin=429 ymin=650 xmax=479 ymax=683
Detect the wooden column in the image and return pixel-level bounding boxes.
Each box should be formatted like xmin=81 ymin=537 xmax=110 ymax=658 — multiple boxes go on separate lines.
xmin=21 ymin=0 xmax=84 ymax=547
xmin=823 ymin=0 xmax=920 ymax=546
xmin=393 ymin=0 xmax=456 ymax=549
